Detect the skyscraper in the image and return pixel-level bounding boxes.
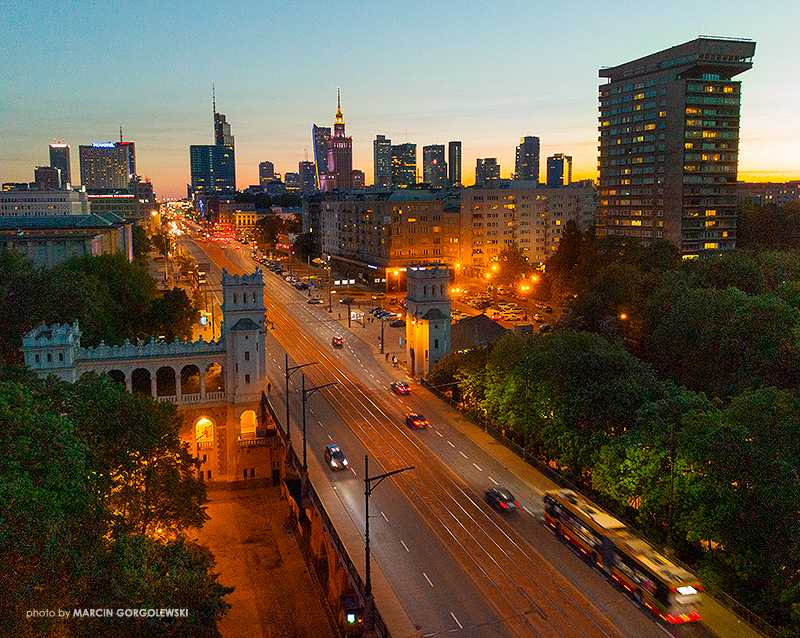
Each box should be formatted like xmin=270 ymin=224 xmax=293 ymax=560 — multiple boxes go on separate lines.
xmin=259 ymin=161 xmax=274 ymax=191
xmin=34 ymin=166 xmax=61 ymax=190
xmin=79 ymin=141 xmax=136 ymax=190
xmin=423 ymin=145 xmax=447 ymax=188
xmin=448 ymin=141 xmax=462 ymax=187
xmin=515 ymin=136 xmax=540 ymax=183
xmin=320 ymin=89 xmax=353 ymax=191
xmin=299 ymin=161 xmax=316 ymax=194
xmin=475 ymin=158 xmax=499 ymax=186
xmin=597 ymin=36 xmax=755 ymax=257
xmin=189 ymin=88 xmax=236 ymax=194
xmin=312 ymin=125 xmax=331 ymax=188
xmin=546 ymin=153 xmax=572 ymax=188
xmin=49 ymin=142 xmax=71 ymax=188
xmin=374 ymin=135 xmax=391 ymax=188
xmin=391 ymin=143 xmax=416 ymax=188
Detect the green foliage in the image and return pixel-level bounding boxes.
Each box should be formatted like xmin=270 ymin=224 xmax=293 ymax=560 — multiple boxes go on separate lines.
xmin=132 ymin=224 xmax=151 ymax=260
xmin=738 ymin=200 xmax=800 ymax=250
xmin=253 ymin=213 xmax=301 ymax=251
xmin=0 ymin=372 xmax=227 ymax=636
xmin=0 ymin=248 xmax=43 ymax=364
xmin=147 ymin=287 xmax=201 ymax=342
xmin=492 ymin=244 xmax=532 ymax=284
xmin=292 ymin=232 xmax=318 ymax=260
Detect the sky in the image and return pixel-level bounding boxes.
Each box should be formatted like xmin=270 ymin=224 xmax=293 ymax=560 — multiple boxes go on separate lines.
xmin=1 ymin=0 xmax=799 ymax=200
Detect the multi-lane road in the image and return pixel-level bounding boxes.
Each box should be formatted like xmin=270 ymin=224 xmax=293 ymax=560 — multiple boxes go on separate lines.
xmin=181 ymin=235 xmax=717 ymax=638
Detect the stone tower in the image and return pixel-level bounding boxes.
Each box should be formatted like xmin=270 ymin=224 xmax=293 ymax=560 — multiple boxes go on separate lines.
xmin=405 ymin=263 xmax=451 ymax=378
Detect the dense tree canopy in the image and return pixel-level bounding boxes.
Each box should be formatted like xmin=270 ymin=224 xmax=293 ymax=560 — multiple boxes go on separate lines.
xmin=0 ymin=370 xmax=230 ymax=637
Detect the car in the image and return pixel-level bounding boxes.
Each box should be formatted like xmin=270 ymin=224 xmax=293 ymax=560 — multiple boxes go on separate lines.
xmin=544 ymin=306 xmax=553 ymax=313
xmin=391 ymin=381 xmax=411 ymax=395
xmin=405 ymin=413 xmax=429 ymax=429
xmin=539 ymin=324 xmax=552 ymax=334
xmin=490 ymin=312 xmax=503 ymax=321
xmin=340 ymin=297 xmax=355 ymax=305
xmin=533 ymin=314 xmax=544 ymax=323
xmin=372 ymin=293 xmax=385 ymax=299
xmin=324 ymin=444 xmax=349 ymax=470
xmin=376 ymin=311 xmax=392 ymax=319
xmin=307 ymin=297 xmax=325 ymax=304
xmin=390 ymin=318 xmax=406 ymax=328
xmin=368 ymin=307 xmax=383 ymax=314
xmin=485 ymin=487 xmax=520 ymax=511
xmin=332 ymin=336 xmax=344 ymax=348
xmin=234 ymin=245 xmax=240 ymax=250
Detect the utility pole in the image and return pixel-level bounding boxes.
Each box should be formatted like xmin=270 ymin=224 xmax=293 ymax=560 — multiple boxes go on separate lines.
xmin=283 ymin=355 xmax=317 ymax=463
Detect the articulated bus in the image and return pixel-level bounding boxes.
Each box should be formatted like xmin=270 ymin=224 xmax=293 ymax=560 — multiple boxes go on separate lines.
xmin=543 ymin=489 xmax=702 ymax=624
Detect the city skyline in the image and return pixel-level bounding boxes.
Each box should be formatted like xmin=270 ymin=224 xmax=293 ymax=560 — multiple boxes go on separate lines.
xmin=2 ymin=0 xmax=799 ymax=199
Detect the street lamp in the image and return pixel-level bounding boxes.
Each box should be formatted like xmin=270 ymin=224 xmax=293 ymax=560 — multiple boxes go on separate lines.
xmin=284 ymin=354 xmax=317 ymax=463
xmin=363 ymin=455 xmax=414 ymax=635
xmin=301 ymin=374 xmax=337 ymax=473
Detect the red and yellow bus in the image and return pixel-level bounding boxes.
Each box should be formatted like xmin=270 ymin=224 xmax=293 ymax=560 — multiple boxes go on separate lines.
xmin=543 ymin=489 xmax=702 ymax=624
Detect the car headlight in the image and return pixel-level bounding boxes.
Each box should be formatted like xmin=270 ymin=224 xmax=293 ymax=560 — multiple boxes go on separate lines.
xmin=331 ymin=460 xmax=338 ymax=467
xmin=342 ymin=459 xmax=348 ymax=466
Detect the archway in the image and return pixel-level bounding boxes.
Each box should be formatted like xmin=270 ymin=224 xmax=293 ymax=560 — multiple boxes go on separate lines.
xmin=131 ymin=368 xmax=151 ymax=395
xmin=156 ymin=366 xmax=176 ymax=397
xmin=240 ymin=409 xmax=257 ymax=438
xmin=206 ymin=363 xmax=225 ymax=392
xmin=196 ymin=416 xmax=214 ymax=443
xmin=108 ymin=369 xmax=126 ymax=388
xmin=181 ymin=364 xmax=200 ymax=395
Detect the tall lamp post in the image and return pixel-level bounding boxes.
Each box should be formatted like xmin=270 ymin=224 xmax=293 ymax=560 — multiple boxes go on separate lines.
xmin=301 ymin=375 xmax=337 ymax=473
xmin=284 ymin=354 xmax=317 ymax=463
xmin=363 ymin=455 xmax=414 ymax=636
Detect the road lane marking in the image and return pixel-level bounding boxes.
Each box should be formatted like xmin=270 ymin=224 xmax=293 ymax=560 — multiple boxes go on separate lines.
xmin=473 ymin=463 xmax=482 ymax=471
xmin=447 ymin=441 xmax=455 ymax=448
xmin=401 ymin=540 xmax=409 ymax=552
xmin=381 ymin=511 xmax=388 ymax=522
xmin=328 ymin=434 xmax=333 ymax=441
xmin=459 ymin=451 xmax=468 ymax=459
xmin=423 ymin=572 xmax=434 ymax=588
xmin=350 ymin=467 xmax=357 ymax=476
xmin=451 ymin=613 xmax=462 ymax=629
xmin=523 ymin=506 xmax=532 ymax=515
xmin=436 ymin=431 xmax=443 ymax=437
xmin=489 ymin=476 xmax=499 ymax=485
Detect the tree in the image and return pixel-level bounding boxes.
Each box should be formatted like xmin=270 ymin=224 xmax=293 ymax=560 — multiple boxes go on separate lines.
xmin=0 ymin=248 xmax=43 ymax=364
xmin=493 ymin=244 xmax=532 ymax=285
xmin=132 ymin=224 xmax=151 ymax=260
xmin=292 ymin=232 xmax=318 ymax=261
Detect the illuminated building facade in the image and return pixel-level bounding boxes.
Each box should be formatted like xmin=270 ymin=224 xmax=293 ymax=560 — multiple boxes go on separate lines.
xmin=312 ymin=125 xmax=331 ymax=189
xmin=79 ymin=141 xmax=136 ymax=190
xmin=475 ymin=158 xmax=499 ymax=186
xmin=423 ymin=145 xmax=447 ymax=188
xmin=546 ymin=153 xmax=572 ymax=188
xmin=189 ymin=90 xmax=236 ymax=195
xmin=299 ymin=161 xmax=316 ymax=194
xmin=391 ymin=143 xmax=416 ymax=188
xmin=320 ymin=90 xmax=353 ymax=191
xmin=374 ymin=135 xmax=391 ymax=188
xmin=515 ymin=136 xmax=540 ymax=183
xmin=597 ymin=36 xmax=755 ymax=257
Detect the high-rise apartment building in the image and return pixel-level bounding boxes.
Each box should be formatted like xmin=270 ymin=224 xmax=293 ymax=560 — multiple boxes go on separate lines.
xmin=320 ymin=91 xmax=353 ymax=191
xmin=515 ymin=136 xmax=540 ymax=183
xmin=448 ymin=141 xmax=462 ymax=187
xmin=546 ymin=153 xmax=572 ymax=188
xmin=374 ymin=135 xmax=392 ymax=188
xmin=391 ymin=143 xmax=417 ymax=188
xmin=597 ymin=36 xmax=755 ymax=257
xmin=423 ymin=145 xmax=447 ymax=188
xmin=79 ymin=141 xmax=136 ymax=190
xmin=49 ymin=142 xmax=71 ymax=188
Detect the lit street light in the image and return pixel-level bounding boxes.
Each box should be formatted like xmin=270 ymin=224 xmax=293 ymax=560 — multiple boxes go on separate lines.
xmin=284 ymin=354 xmax=317 ymax=463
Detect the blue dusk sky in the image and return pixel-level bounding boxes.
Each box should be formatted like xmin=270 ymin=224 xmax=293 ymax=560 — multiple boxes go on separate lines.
xmin=1 ymin=0 xmax=798 ymax=199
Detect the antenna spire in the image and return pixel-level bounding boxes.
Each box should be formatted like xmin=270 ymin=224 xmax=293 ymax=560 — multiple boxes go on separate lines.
xmin=119 ymin=122 xmax=123 ymax=143
xmin=337 ymin=86 xmax=340 ymax=109
xmin=212 ymin=81 xmax=216 ymax=114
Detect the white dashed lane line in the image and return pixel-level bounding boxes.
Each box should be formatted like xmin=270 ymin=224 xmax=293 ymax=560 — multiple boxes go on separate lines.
xmin=473 ymin=463 xmax=482 ymax=471
xmin=400 ymin=540 xmax=410 ymax=552
xmin=489 ymin=476 xmax=499 ymax=485
xmin=451 ymin=613 xmax=463 ymax=629
xmin=381 ymin=511 xmax=389 ymax=522
xmin=459 ymin=451 xmax=468 ymax=459
xmin=447 ymin=441 xmax=455 ymax=448
xmin=523 ymin=506 xmax=532 ymax=515
xmin=423 ymin=572 xmax=434 ymax=588
xmin=436 ymin=431 xmax=443 ymax=437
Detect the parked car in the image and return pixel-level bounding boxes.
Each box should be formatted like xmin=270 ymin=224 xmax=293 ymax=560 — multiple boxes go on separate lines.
xmin=390 ymin=319 xmax=405 ymax=328
xmin=340 ymin=297 xmax=355 ymax=305
xmin=307 ymin=297 xmax=325 ymax=304
xmin=324 ymin=444 xmax=348 ymax=470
